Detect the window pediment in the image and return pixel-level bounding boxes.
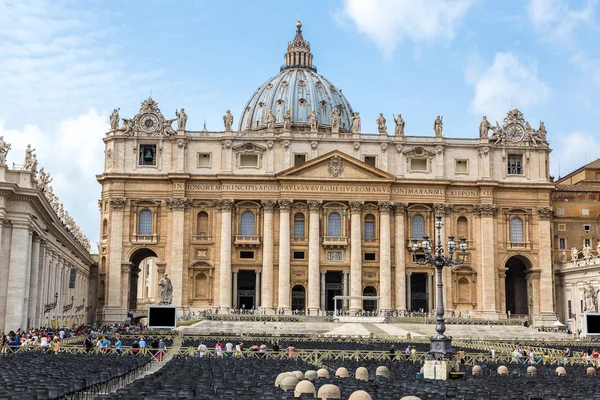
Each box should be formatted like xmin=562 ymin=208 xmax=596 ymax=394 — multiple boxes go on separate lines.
xmin=403 ymin=147 xmax=435 ymax=158
xmin=233 ymin=142 xmax=266 ymax=154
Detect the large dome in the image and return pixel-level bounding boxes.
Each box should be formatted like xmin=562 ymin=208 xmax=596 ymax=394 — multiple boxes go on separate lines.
xmin=238 ymin=22 xmax=354 ymax=132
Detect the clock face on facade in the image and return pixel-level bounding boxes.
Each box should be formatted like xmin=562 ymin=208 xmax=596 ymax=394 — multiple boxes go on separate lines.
xmin=506 ymin=124 xmax=525 ymax=141
xmin=140 ymin=113 xmax=159 ymax=132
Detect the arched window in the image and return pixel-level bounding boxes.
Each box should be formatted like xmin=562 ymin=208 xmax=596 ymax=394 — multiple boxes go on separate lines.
xmin=327 ymin=212 xmax=341 ymax=237
xmin=240 ymin=211 xmax=255 ymax=236
xmin=293 ymin=213 xmax=305 ymax=237
xmin=102 ymin=219 xmax=108 ymax=236
xmin=411 ymin=214 xmax=425 ymax=239
xmin=195 ymin=273 xmax=208 ymax=298
xmin=510 ymin=217 xmax=523 ymax=243
xmin=458 ymin=277 xmax=470 ymax=302
xmin=457 ymin=216 xmax=468 ymax=240
xmin=364 ymin=214 xmax=376 ymax=239
xmin=138 ymin=210 xmax=152 ymax=236
xmin=197 ymin=211 xmax=209 ymax=237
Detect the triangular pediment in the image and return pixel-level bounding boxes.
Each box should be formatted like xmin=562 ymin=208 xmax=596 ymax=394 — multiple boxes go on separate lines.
xmin=277 ymin=150 xmax=395 ymax=181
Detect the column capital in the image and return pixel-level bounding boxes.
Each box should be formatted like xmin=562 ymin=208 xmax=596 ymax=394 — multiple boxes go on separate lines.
xmin=342 ymin=270 xmax=349 ymax=276
xmin=232 ymin=269 xmax=239 ymax=274
xmin=218 ymin=199 xmax=234 ymax=212
xmin=473 ymin=204 xmax=497 ymax=217
xmin=255 ymin=270 xmax=261 ymax=275
xmin=378 ymin=201 xmax=393 ymax=214
xmin=121 ymin=262 xmax=133 ymax=274
xmin=433 ymin=203 xmax=453 ymax=216
xmin=307 ymin=200 xmax=322 ymax=212
xmin=536 ymin=206 xmax=553 ymax=220
xmin=261 ymin=200 xmax=278 ymax=212
xmin=166 ymin=197 xmax=192 ymax=211
xmin=109 ymin=197 xmax=126 ymax=210
xmin=320 ymin=270 xmax=327 ymax=276
xmin=394 ymin=202 xmax=408 ymax=214
xmin=348 ymin=201 xmax=364 ymax=213
xmin=278 ymin=199 xmax=293 ymax=211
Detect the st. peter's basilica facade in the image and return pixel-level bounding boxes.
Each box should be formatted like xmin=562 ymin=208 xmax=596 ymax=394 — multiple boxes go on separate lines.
xmin=97 ymin=22 xmax=556 ymax=324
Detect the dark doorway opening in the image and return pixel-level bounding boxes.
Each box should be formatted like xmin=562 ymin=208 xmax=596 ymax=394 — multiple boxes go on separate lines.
xmin=237 ymin=270 xmax=256 ymax=310
xmin=410 ymin=273 xmax=428 ymax=312
xmin=129 ymin=248 xmax=158 ymax=311
xmin=505 ymin=257 xmax=529 ymax=315
xmin=363 ymin=286 xmax=377 ymax=311
xmin=291 ymin=285 xmax=306 ymax=311
xmin=325 ymin=271 xmax=343 ymax=311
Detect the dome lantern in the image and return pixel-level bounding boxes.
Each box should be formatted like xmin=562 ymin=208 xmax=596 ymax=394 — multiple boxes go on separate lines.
xmin=282 ymin=20 xmax=315 ymax=72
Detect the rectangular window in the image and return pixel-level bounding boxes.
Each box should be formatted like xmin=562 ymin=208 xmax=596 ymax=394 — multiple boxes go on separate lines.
xmin=413 ymin=254 xmax=425 ymax=262
xmin=455 ymin=159 xmax=468 ymax=174
xmin=364 ymin=221 xmax=375 ymax=239
xmin=583 ymin=209 xmax=590 ymax=215
xmin=364 ymin=253 xmax=376 ymax=261
xmin=240 ymin=251 xmax=254 ymax=259
xmin=293 ymin=219 xmax=305 ymax=237
xmin=568 ymin=300 xmax=572 ymax=319
xmin=69 ymin=268 xmax=77 ymax=289
xmin=294 ymin=154 xmax=306 ymax=167
xmin=410 ymin=158 xmax=428 ymax=172
xmin=585 ymin=238 xmax=591 ymax=247
xmin=364 ymin=156 xmax=376 ymax=168
xmin=507 ymin=155 xmax=522 ymax=175
xmin=139 ymin=144 xmax=157 ymax=166
xmin=293 ymin=251 xmax=305 ymax=260
xmin=583 ymin=224 xmax=592 ymax=232
xmin=556 ymin=208 xmax=564 ymax=215
xmin=197 ymin=153 xmax=211 ymax=168
xmin=559 ymin=238 xmax=566 ymax=249
xmin=240 ymin=154 xmax=258 ymax=168
xmin=558 ymin=223 xmax=566 ymax=231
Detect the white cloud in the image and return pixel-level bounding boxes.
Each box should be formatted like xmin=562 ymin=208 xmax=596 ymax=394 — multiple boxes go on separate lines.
xmin=341 ymin=0 xmax=474 ymax=55
xmin=467 ymin=52 xmax=549 ymax=121
xmin=0 ymin=110 xmax=107 ymax=247
xmin=552 ymin=130 xmax=600 ymax=178
xmin=528 ymin=0 xmax=595 ymax=46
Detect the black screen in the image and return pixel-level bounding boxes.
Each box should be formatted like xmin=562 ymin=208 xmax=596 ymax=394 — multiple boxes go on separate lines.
xmin=148 ymin=307 xmax=176 ymax=328
xmin=587 ymin=315 xmax=600 ymax=334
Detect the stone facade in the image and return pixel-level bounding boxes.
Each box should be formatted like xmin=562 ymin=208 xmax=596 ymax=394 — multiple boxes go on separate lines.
xmin=97 ymin=23 xmax=556 ymax=324
xmin=0 ymin=165 xmax=95 ymax=332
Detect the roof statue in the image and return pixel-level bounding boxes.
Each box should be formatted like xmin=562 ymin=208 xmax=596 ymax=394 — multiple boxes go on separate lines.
xmin=376 ymin=113 xmax=387 ymax=135
xmin=393 ymin=114 xmax=405 ymax=137
xmin=0 ymin=136 xmax=11 ymax=165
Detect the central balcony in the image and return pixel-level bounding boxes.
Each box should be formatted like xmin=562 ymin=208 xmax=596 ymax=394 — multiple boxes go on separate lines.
xmin=234 ymin=235 xmax=261 ymax=247
xmin=322 ymin=236 xmax=348 ymax=248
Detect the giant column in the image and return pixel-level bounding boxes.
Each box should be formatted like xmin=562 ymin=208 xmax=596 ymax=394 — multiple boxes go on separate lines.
xmin=477 ymin=204 xmax=498 ymax=319
xmin=261 ymin=200 xmax=277 ymax=313
xmin=379 ymin=201 xmax=392 ymax=311
xmin=20 ymin=230 xmax=33 ymax=329
xmin=320 ymin=270 xmax=327 ymax=312
xmin=27 ymin=236 xmax=41 ymax=328
xmin=106 ymin=197 xmax=126 ymax=321
xmin=218 ymin=199 xmax=234 ymax=309
xmin=4 ymin=222 xmax=30 ymax=331
xmin=349 ymin=201 xmax=363 ymax=311
xmin=307 ymin=200 xmax=322 ymax=314
xmin=278 ymin=200 xmax=293 ymax=312
xmin=537 ymin=206 xmax=557 ymax=321
xmin=167 ymin=197 xmax=189 ymax=309
xmin=232 ymin=270 xmax=238 ymax=309
xmin=394 ymin=203 xmax=408 ymax=310
xmin=342 ymin=270 xmax=349 ymax=310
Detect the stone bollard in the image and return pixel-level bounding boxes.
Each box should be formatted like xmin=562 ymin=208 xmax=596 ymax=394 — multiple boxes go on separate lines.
xmin=587 ymin=367 xmax=597 ymax=376
xmin=335 ymin=367 xmax=349 ymax=378
xmin=317 ymin=368 xmax=329 ymax=378
xmin=497 ymin=366 xmax=509 ymax=375
xmin=280 ymin=376 xmax=300 ymax=392
xmin=317 ymin=384 xmax=341 ymax=400
xmin=355 ymin=367 xmax=369 ymax=381
xmin=556 ymin=367 xmax=567 ymax=376
xmin=472 ymin=365 xmax=482 ymax=376
xmin=348 ymin=390 xmax=373 ymax=400
xmin=526 ymin=366 xmax=537 ymax=376
xmin=376 ymin=365 xmax=390 ymax=378
xmin=294 ymin=380 xmax=316 ymax=398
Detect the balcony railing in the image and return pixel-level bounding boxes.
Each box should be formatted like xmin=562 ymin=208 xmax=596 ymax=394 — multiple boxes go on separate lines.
xmin=362 ymin=238 xmax=379 ymax=245
xmin=291 ymin=236 xmax=308 ymax=243
xmin=234 ymin=235 xmax=261 ymax=247
xmin=192 ymin=235 xmax=214 ymax=243
xmin=508 ymin=241 xmax=530 ymax=250
xmin=132 ymin=234 xmax=159 ymax=244
xmin=322 ymin=236 xmax=348 ymax=248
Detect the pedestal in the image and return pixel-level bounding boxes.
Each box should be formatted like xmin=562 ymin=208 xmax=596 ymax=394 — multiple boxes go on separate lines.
xmin=423 ymin=359 xmax=459 ymax=381
xmin=429 ymin=336 xmax=454 ymax=360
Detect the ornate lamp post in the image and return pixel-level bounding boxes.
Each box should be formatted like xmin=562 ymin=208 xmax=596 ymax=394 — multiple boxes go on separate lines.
xmin=44 ymin=292 xmax=59 ymax=314
xmin=411 ymin=215 xmax=468 ymax=359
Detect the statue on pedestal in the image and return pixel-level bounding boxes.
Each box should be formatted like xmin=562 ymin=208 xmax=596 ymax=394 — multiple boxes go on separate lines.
xmin=309 ymin=109 xmax=318 ymax=132
xmin=122 ymin=118 xmax=135 ymax=136
xmin=584 ymin=245 xmax=592 ymax=262
xmin=394 ymin=114 xmax=405 ymax=137
xmin=376 ymin=113 xmax=387 ymax=135
xmin=283 ymin=109 xmax=291 ymax=131
xmin=159 ymin=273 xmax=173 ymax=305
xmin=583 ymin=282 xmax=599 ymax=312
xmin=571 ymin=247 xmax=579 ymax=262
xmin=0 ymin=136 xmax=11 ymax=165
xmin=434 ymin=116 xmax=443 ymax=137
xmin=350 ymin=112 xmax=361 ymax=133
xmin=176 ymin=108 xmax=188 ymax=131
xmin=23 ymin=144 xmax=36 ymax=170
xmin=223 ymin=110 xmax=233 ymax=131
xmin=479 ymin=116 xmax=491 ymax=138
xmin=331 ymin=107 xmax=341 ymax=133
xmin=266 ymin=109 xmax=275 ymax=131
xmin=109 ymin=109 xmax=120 ymax=131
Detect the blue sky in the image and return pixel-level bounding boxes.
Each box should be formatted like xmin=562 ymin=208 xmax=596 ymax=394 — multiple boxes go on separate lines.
xmin=0 ymin=0 xmax=599 ymax=247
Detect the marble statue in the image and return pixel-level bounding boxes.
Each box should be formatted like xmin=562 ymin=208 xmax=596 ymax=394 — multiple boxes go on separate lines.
xmin=109 ymin=109 xmax=120 ymax=131
xmin=122 ymin=118 xmax=135 ymax=135
xmin=584 ymin=282 xmax=599 ymax=312
xmin=223 ymin=110 xmax=233 ymax=131
xmin=163 ymin=119 xmax=177 ymax=136
xmin=36 ymin=168 xmax=52 ymax=191
xmin=571 ymin=247 xmax=578 ymax=262
xmin=560 ymin=250 xmax=567 ymax=263
xmin=266 ymin=109 xmax=275 ymax=131
xmin=479 ymin=116 xmax=491 ymax=138
xmin=538 ymin=121 xmax=546 ymax=138
xmin=376 ymin=113 xmax=387 ymax=135
xmin=176 ymin=108 xmax=188 ymax=131
xmin=283 ymin=109 xmax=291 ymax=131
xmin=23 ymin=144 xmax=35 ymax=169
xmin=331 ymin=107 xmax=341 ymax=133
xmin=596 ymin=241 xmax=600 ymax=258
xmin=394 ymin=114 xmax=405 ymax=136
xmin=434 ymin=116 xmax=443 ymax=137
xmin=0 ymin=136 xmax=11 ymax=165
xmin=584 ymin=245 xmax=592 ymax=261
xmin=309 ymin=109 xmax=318 ymax=132
xmin=159 ymin=273 xmax=173 ymax=305
xmin=350 ymin=112 xmax=361 ymax=133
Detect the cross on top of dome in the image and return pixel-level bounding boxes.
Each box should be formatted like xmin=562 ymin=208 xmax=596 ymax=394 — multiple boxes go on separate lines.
xmin=283 ymin=19 xmax=315 ymax=72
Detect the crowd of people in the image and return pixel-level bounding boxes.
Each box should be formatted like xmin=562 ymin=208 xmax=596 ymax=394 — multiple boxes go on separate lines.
xmin=195 ymin=340 xmax=297 ymax=358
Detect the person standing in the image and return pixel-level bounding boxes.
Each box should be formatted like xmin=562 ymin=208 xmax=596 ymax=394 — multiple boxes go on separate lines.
xmin=225 ymin=340 xmax=233 ymax=357
xmin=389 ymin=344 xmax=396 ymax=360
xmin=197 ymin=341 xmax=208 ymax=357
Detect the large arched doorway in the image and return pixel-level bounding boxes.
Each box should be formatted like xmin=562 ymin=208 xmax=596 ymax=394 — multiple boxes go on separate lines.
xmin=291 ymin=285 xmax=306 ymax=312
xmin=363 ymin=286 xmax=377 ymax=311
xmin=324 ymin=271 xmax=343 ymax=311
xmin=236 ymin=270 xmax=256 ymax=310
xmin=505 ymin=256 xmax=529 ymax=316
xmin=129 ymin=248 xmax=159 ymax=311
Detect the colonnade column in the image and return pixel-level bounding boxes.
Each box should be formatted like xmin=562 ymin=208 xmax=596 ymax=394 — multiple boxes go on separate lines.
xmin=167 ymin=197 xmax=190 ymax=309
xmin=27 ymin=236 xmax=41 ymax=328
xmin=261 ymin=200 xmax=276 ymax=313
xmin=218 ymin=199 xmax=234 ymax=309
xmin=394 ymin=203 xmax=408 ymax=310
xmin=477 ymin=204 xmax=498 ymax=319
xmin=232 ymin=270 xmax=238 ymax=309
xmin=342 ymin=270 xmax=349 ymax=310
xmin=278 ymin=200 xmax=293 ymax=312
xmin=536 ymin=206 xmax=556 ymax=320
xmin=349 ymin=201 xmax=363 ymax=311
xmin=34 ymin=241 xmax=47 ymax=326
xmin=379 ymin=201 xmax=392 ymax=311
xmin=255 ymin=271 xmax=261 ymax=308
xmin=4 ymin=223 xmax=30 ymax=331
xmin=20 ymin=230 xmax=33 ymax=329
xmin=320 ymin=270 xmax=326 ymax=312
xmin=307 ymin=200 xmax=322 ymax=314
